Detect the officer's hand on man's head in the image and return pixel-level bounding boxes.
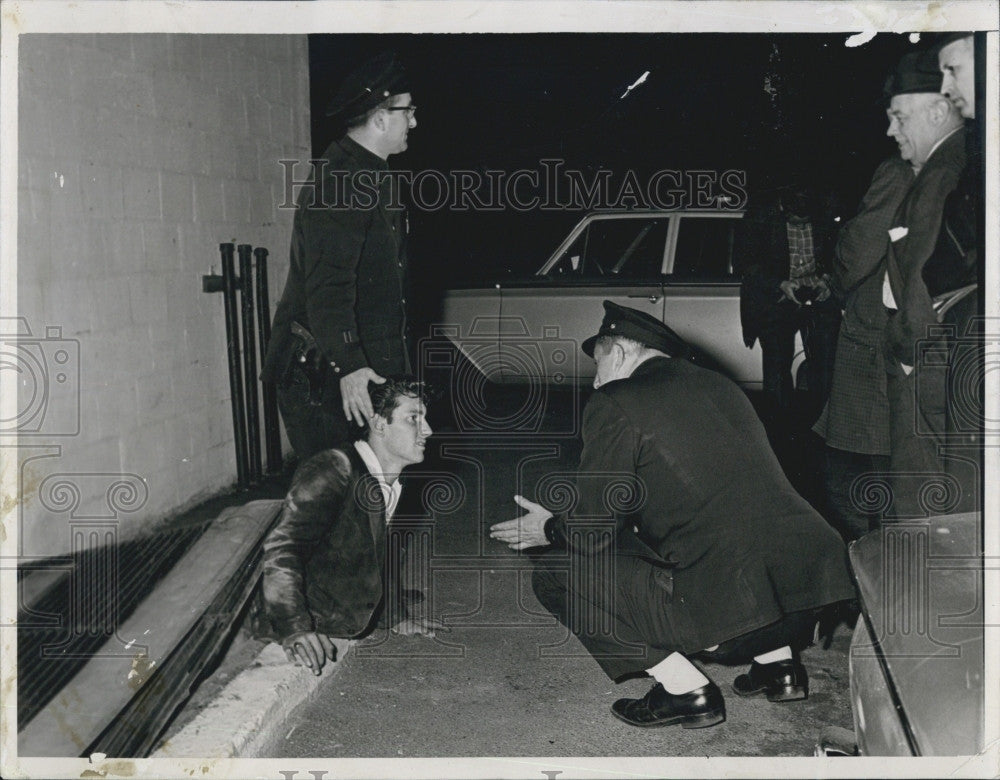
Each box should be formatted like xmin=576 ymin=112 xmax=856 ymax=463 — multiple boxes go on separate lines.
xmin=340 ymin=368 xmax=386 ymax=427
xmin=282 ymin=630 xmax=336 ymax=675
xmin=490 ymin=495 xmax=553 ymax=550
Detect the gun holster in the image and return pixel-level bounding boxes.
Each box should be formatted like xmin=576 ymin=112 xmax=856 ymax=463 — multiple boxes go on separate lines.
xmin=289 ymin=321 xmax=327 ymax=406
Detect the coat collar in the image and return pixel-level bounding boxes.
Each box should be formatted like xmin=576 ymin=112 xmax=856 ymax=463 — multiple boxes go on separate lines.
xmin=336 ymin=134 xmax=389 ymax=171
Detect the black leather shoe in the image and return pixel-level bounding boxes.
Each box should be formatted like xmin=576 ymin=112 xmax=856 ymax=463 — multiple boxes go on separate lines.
xmin=611 ymin=682 xmax=726 ymax=729
xmin=732 ymin=659 xmax=808 ymax=702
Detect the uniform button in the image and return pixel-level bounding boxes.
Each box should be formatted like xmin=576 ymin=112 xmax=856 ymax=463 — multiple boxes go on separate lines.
xmin=334 ymin=367 xmax=341 ymax=374
xmin=401 ymin=298 xmax=406 ymax=304
xmin=397 ymin=262 xmax=402 ymax=268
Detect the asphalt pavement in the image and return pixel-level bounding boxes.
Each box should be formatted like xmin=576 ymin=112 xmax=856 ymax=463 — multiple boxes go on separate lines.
xmin=263 ymin=383 xmax=856 ymax=758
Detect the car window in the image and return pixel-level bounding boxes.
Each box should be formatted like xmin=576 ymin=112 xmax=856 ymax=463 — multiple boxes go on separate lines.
xmin=671 ymin=216 xmax=740 ymax=278
xmin=551 ymin=218 xmax=669 ymax=280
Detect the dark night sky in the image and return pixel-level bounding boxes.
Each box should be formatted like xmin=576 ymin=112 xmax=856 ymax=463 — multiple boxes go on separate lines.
xmin=307 ymin=32 xmax=929 ymax=284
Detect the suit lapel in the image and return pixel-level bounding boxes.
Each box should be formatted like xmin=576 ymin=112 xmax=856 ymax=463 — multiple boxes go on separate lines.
xmin=345 ymin=446 xmax=388 ymax=574
xmin=357 ymin=472 xmax=387 ymax=575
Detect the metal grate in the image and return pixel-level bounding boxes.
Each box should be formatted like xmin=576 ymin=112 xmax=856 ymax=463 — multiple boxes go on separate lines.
xmin=17 ymin=524 xmax=207 ymax=727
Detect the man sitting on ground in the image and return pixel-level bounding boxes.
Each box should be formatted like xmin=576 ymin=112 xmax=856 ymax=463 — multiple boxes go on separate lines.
xmin=260 ymin=377 xmax=442 ymax=674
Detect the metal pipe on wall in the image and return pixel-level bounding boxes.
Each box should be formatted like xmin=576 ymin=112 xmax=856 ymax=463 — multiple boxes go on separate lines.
xmin=217 ymin=243 xmax=250 ymax=489
xmin=253 ymin=247 xmax=283 ymax=475
xmin=238 ymin=244 xmax=263 ymax=484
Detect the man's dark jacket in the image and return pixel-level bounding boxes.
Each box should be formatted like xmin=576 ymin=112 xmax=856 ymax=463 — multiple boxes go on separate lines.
xmin=260 ymin=445 xmax=397 ymax=640
xmin=262 ymin=135 xmax=409 ymax=384
xmin=735 ymin=202 xmax=838 ymax=348
xmin=884 ymin=127 xmax=966 ymax=367
xmin=548 ymin=357 xmax=855 ymax=653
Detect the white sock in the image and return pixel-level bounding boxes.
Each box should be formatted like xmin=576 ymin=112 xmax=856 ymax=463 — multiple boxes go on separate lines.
xmin=753 ymin=646 xmax=792 ymax=665
xmin=646 ymin=652 xmax=710 ymax=695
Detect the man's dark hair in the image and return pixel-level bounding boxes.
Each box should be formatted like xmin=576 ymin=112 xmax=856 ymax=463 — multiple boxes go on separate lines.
xmin=369 ymin=376 xmax=431 ymax=425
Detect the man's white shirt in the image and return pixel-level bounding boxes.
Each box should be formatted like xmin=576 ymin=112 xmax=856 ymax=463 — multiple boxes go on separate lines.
xmin=354 ymin=440 xmax=402 ymax=521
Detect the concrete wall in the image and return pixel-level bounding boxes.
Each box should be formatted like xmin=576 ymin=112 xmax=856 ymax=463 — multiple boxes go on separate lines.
xmin=15 ymin=34 xmax=309 ymax=559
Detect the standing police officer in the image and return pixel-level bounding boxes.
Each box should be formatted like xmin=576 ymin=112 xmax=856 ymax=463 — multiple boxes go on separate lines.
xmin=263 ymin=52 xmax=417 ymax=459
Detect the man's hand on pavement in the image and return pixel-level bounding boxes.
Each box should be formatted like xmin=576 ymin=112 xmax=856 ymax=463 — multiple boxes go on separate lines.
xmin=282 ymin=630 xmax=336 ymax=675
xmin=490 ymin=495 xmax=553 ymax=550
xmin=340 ymin=368 xmax=386 ymax=427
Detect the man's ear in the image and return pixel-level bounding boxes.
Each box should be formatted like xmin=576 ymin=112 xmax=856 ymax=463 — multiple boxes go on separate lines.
xmin=370 ymin=413 xmax=388 ymax=436
xmin=930 ymin=95 xmax=954 ymax=125
xmin=612 ymin=341 xmax=628 ymax=368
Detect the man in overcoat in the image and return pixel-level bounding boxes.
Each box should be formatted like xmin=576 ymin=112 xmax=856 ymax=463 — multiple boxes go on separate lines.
xmin=924 ymin=32 xmax=983 ymax=514
xmin=262 ymin=52 xmax=417 ymax=459
xmin=260 ymin=377 xmax=440 ymax=674
xmin=812 ymin=153 xmax=913 ymax=539
xmin=492 ymin=302 xmax=855 ymax=728
xmin=881 ymin=50 xmax=966 ymax=516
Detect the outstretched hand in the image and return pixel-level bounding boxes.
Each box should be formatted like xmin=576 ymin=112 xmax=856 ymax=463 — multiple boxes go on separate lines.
xmin=340 ymin=368 xmax=386 ymax=427
xmin=391 ymin=617 xmax=450 ymax=638
xmin=490 ymin=495 xmax=552 ymax=550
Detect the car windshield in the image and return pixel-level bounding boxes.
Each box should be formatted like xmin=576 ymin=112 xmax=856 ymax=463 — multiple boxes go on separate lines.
xmin=548 ymin=217 xmax=669 ymax=279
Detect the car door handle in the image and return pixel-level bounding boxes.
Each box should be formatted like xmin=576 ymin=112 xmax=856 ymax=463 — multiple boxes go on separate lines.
xmin=628 ymin=294 xmax=660 ymax=303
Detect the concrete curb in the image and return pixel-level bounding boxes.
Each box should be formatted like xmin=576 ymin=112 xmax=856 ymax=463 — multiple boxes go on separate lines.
xmin=151 ymin=638 xmax=354 ymax=758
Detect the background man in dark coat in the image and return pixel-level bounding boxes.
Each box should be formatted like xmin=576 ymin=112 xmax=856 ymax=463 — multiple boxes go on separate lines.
xmin=262 ymin=52 xmax=417 ymax=459
xmin=259 ymin=378 xmax=441 ymax=675
xmin=812 ymin=153 xmax=913 ymax=540
xmin=924 ymin=32 xmax=983 ymax=514
xmin=735 ymin=184 xmax=840 ymax=434
xmin=491 ymin=302 xmax=855 ymax=729
xmin=881 ymin=50 xmax=965 ymax=518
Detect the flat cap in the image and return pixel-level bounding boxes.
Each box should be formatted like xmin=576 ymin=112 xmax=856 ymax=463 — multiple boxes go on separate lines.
xmin=325 ymin=51 xmax=411 ymax=119
xmin=582 ymin=301 xmax=691 ymax=359
xmin=883 ymin=50 xmax=943 ymax=101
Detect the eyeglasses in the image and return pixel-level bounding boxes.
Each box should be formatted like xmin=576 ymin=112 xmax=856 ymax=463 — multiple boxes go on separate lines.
xmin=384 ymin=105 xmax=417 ymax=118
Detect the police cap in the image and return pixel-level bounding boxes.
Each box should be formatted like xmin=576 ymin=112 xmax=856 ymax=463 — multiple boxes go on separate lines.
xmin=325 ymin=51 xmax=411 ymax=120
xmin=581 ymin=301 xmax=691 ymax=359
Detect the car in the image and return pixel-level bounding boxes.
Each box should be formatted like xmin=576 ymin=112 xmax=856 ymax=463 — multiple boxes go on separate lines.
xmin=436 ymin=209 xmax=805 ymax=388
xmin=817 ymin=511 xmax=984 ymax=757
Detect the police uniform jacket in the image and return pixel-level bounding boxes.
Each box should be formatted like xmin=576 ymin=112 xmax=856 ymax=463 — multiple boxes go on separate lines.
xmin=548 ymin=356 xmax=855 ymax=654
xmin=260 ymin=445 xmax=398 ymax=640
xmin=262 ymin=135 xmax=409 ymax=384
